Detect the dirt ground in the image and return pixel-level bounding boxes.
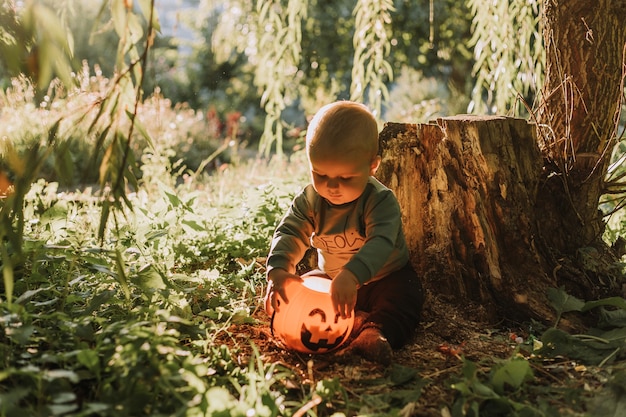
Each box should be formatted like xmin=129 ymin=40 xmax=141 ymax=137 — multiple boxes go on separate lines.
xmin=215 ymin=288 xmax=597 ymax=416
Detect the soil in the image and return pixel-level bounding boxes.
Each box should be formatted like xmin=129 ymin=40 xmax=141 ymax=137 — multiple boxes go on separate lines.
xmin=215 ymin=288 xmax=600 ymax=416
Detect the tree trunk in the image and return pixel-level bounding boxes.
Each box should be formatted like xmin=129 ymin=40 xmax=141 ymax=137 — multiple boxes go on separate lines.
xmin=375 ymin=1 xmax=626 ymax=323
xmin=536 ymin=0 xmax=626 ymax=253
xmin=377 ymin=116 xmax=558 ymax=322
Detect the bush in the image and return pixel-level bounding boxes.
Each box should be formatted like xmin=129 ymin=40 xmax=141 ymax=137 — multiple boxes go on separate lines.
xmin=0 ymin=64 xmax=253 ymax=188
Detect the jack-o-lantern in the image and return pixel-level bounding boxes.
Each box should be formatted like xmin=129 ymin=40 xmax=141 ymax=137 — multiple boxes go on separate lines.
xmin=271 ymin=276 xmax=354 ymax=354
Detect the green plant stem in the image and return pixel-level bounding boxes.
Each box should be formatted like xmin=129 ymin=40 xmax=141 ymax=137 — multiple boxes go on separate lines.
xmin=572 ymin=334 xmax=611 ymax=344
xmin=599 ymin=347 xmax=621 ymax=367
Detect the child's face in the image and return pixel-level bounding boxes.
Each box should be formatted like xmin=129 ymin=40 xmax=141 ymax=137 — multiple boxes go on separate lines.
xmin=309 ymin=154 xmax=379 ymax=205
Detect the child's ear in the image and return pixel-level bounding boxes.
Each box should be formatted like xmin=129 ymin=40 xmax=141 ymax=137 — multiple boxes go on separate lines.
xmin=370 ymin=155 xmax=382 ymax=175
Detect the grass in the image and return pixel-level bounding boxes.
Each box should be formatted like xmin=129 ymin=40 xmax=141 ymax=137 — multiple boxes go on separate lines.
xmin=2 ymin=74 xmax=626 ymax=416
xmin=2 ymin=155 xmax=626 ymax=416
xmin=0 ymin=144 xmax=315 ymax=416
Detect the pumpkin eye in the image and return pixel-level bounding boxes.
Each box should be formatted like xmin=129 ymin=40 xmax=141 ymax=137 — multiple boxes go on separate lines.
xmin=334 ymin=313 xmax=340 ymax=324
xmin=309 ymin=308 xmax=326 ymax=323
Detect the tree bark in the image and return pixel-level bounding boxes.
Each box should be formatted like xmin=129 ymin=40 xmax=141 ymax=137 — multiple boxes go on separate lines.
xmin=536 ymin=0 xmax=626 ymax=253
xmin=377 ymin=116 xmax=556 ymax=322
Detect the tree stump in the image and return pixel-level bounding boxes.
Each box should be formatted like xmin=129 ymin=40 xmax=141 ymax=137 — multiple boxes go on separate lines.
xmin=377 ymin=115 xmax=558 ymax=323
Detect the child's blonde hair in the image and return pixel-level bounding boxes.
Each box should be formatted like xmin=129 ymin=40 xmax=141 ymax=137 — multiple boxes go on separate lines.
xmin=306 ymin=101 xmax=379 ymax=161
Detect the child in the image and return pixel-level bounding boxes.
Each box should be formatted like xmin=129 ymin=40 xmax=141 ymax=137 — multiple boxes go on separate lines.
xmin=265 ymin=101 xmax=424 ymax=365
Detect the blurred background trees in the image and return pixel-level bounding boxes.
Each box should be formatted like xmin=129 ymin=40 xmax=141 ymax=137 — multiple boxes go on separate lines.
xmin=0 ymin=0 xmax=518 ymax=152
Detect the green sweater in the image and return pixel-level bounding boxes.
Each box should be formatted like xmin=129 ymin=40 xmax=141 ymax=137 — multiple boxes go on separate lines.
xmin=267 ymin=177 xmax=409 ymax=285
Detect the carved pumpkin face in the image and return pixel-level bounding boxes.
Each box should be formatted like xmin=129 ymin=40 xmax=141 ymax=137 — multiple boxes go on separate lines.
xmin=271 ymin=276 xmax=354 ymax=354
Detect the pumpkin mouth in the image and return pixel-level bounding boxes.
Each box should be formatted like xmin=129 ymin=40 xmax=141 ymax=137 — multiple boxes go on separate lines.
xmin=300 ymin=323 xmax=350 ymax=352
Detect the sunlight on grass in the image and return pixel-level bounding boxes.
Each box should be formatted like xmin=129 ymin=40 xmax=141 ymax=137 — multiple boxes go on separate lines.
xmin=3 ymin=140 xmax=626 ymax=416
xmin=0 ymin=156 xmax=313 ymax=416
xmin=1 ymin=71 xmax=625 ymax=416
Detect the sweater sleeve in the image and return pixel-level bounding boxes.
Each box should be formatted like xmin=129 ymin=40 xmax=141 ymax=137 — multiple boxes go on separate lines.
xmin=266 ymin=187 xmax=316 ymax=276
xmin=344 ymin=189 xmax=403 ymax=284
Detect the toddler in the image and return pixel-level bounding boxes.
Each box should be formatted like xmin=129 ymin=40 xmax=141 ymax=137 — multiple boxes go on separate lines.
xmin=265 ymin=101 xmax=424 ymax=365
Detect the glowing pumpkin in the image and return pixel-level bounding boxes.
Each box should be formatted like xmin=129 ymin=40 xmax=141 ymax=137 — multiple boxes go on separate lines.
xmin=271 ymin=276 xmax=354 ymax=354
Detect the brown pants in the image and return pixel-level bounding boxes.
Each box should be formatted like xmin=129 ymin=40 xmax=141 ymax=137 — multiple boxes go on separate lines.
xmin=356 ymin=262 xmax=424 ymax=349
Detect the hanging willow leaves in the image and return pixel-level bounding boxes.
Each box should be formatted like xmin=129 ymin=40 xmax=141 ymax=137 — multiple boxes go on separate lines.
xmin=255 ymin=0 xmax=307 ymax=158
xmin=0 ymin=2 xmax=74 ymax=93
xmin=350 ymin=0 xmax=394 ymax=120
xmin=468 ymin=0 xmax=544 ymax=116
xmin=0 ymin=0 xmax=160 ymax=277
xmin=94 ymin=0 xmax=159 ymax=239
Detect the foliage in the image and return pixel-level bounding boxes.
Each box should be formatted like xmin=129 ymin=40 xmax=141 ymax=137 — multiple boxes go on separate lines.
xmin=197 ymin=0 xmax=474 ymax=152
xmin=0 ymin=0 xmax=278 ymax=334
xmin=602 ymin=116 xmax=626 ymax=249
xmin=384 ymin=66 xmax=467 ymax=123
xmin=467 ymin=0 xmax=544 ymax=116
xmin=0 ymin=0 xmax=74 ymax=92
xmin=448 ymin=357 xmax=539 ymax=417
xmin=0 ymin=0 xmax=161 ymax=266
xmin=0 ymin=157 xmax=308 ymax=416
xmin=440 ymin=287 xmax=626 ymax=417
xmin=254 ymin=0 xmax=307 ymax=158
xmin=11 ymin=72 xmax=246 ymax=177
xmin=543 ymin=288 xmax=626 ymax=366
xmin=184 ymin=1 xmax=265 ymax=135
xmin=1 ymin=1 xmax=477 ymax=155
xmin=350 ymin=0 xmax=394 ymax=121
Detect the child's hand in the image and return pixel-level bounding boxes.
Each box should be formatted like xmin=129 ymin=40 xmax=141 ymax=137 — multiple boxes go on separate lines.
xmin=330 ymin=270 xmax=359 ymax=319
xmin=265 ymin=268 xmax=302 ymax=315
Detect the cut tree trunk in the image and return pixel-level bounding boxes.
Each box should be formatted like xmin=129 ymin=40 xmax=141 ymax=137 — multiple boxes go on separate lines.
xmin=377 ymin=116 xmax=558 ymax=323
xmin=374 ymin=1 xmax=626 ymax=325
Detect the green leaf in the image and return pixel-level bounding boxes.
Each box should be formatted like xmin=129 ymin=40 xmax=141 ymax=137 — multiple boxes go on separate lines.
xmin=44 ymin=369 xmax=79 ymax=384
xmin=538 ymin=328 xmax=623 ymax=365
xmin=8 ymin=324 xmax=34 ymax=345
xmin=592 ymin=327 xmax=626 ymax=344
xmin=547 ymin=287 xmax=585 ymax=314
xmin=461 ymin=358 xmax=478 ymax=380
xmin=53 ymin=140 xmax=74 ymax=182
xmin=206 ymin=386 xmax=237 ymax=413
xmin=2 ymin=244 xmax=15 ymax=306
xmin=388 ymin=364 xmax=419 ymax=386
xmin=127 ymin=13 xmax=144 ymax=44
xmin=49 ymin=403 xmax=78 ymax=416
xmin=137 ymin=0 xmax=161 ymax=32
xmin=182 ymin=219 xmax=205 ymax=232
xmin=132 ymin=264 xmax=166 ymax=291
xmin=111 ymin=0 xmax=127 ymax=38
xmin=14 ymin=287 xmax=46 ymax=304
xmin=85 ymin=290 xmax=117 ymax=315
xmin=451 ymin=381 xmax=472 ymax=397
xmin=98 ymin=199 xmax=110 ymax=240
xmin=77 ymin=349 xmax=100 ymax=374
xmin=126 ymin=109 xmax=154 ymax=149
xmin=83 ymin=403 xmax=110 ymax=414
xmin=472 ymin=381 xmax=499 ymax=399
xmin=52 ymin=392 xmax=77 ymax=404
xmin=491 ymin=358 xmax=533 ymax=395
xmin=583 ymin=297 xmax=626 ymax=312
xmin=114 ymin=249 xmax=130 ymax=301
xmin=0 ymin=388 xmax=31 ymax=412
xmin=388 ymin=388 xmax=423 ymax=404
xmin=164 ymin=190 xmax=182 ymax=208
xmin=598 ymin=308 xmax=626 ymax=328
